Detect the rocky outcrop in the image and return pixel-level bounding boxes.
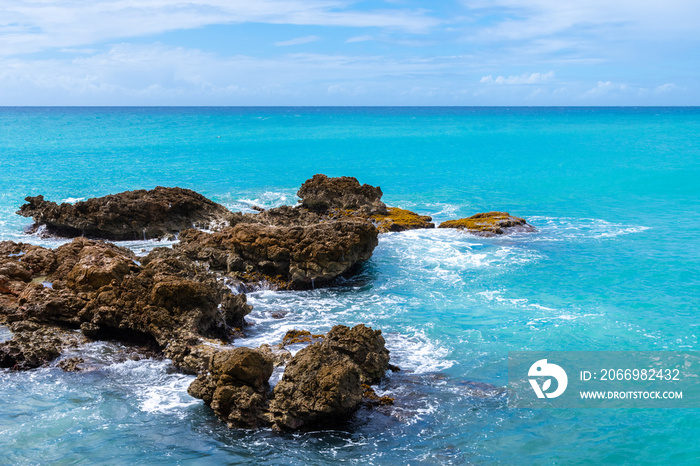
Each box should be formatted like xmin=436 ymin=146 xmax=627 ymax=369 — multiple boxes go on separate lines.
xmin=187 ymin=347 xmax=274 ymax=428
xmin=269 ymin=324 xmax=390 ymax=430
xmin=17 ymin=187 xmax=231 ymax=240
xmin=439 ymin=212 xmax=535 ymax=236
xmin=176 ymin=218 xmax=378 ymax=290
xmin=295 ymin=175 xmax=435 ymax=233
xmin=187 ymin=324 xmax=392 ymax=431
xmin=0 ymin=238 xmax=251 ymax=370
xmin=372 ymin=207 xmax=435 ymax=233
xmin=297 ymin=174 xmax=388 ymax=216
xmin=0 ymin=321 xmax=82 ymax=370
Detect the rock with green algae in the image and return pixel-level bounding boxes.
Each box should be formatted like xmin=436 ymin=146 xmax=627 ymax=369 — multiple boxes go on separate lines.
xmin=372 ymin=207 xmax=435 ymax=233
xmin=439 ymin=212 xmax=535 ymax=237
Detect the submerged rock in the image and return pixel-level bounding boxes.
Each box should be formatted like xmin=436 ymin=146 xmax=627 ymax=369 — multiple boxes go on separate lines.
xmin=17 ymin=187 xmax=231 ymax=240
xmin=439 ymin=212 xmax=535 ymax=236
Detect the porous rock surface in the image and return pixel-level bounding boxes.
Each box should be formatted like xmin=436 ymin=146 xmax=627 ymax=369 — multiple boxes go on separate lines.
xmin=0 ymin=238 xmax=251 ymax=371
xmin=176 ymin=218 xmax=378 ymax=290
xmin=297 ymin=174 xmax=388 ymax=216
xmin=17 ymin=187 xmax=232 ymax=240
xmin=188 ymin=324 xmax=392 ymax=431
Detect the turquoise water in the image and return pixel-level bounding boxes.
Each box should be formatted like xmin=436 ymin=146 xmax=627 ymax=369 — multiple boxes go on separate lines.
xmin=1 ymin=107 xmax=699 ymax=464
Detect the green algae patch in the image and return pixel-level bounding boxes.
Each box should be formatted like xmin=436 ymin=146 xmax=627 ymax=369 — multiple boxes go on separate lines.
xmin=281 ymin=329 xmax=324 ymax=346
xmin=438 ymin=212 xmax=535 ymax=237
xmin=372 ymin=207 xmax=435 ymax=233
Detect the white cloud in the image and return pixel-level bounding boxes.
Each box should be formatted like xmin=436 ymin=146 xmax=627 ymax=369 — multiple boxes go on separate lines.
xmin=655 ymin=83 xmax=680 ymax=93
xmin=464 ymin=0 xmax=700 ymax=40
xmin=274 ymin=35 xmax=320 ymax=46
xmin=0 ymin=1 xmax=440 ymax=56
xmin=582 ymin=80 xmax=628 ymax=98
xmin=480 ymin=71 xmax=554 ymax=85
xmin=346 ymin=35 xmax=374 ymax=43
xmin=0 ymin=43 xmax=462 ymax=104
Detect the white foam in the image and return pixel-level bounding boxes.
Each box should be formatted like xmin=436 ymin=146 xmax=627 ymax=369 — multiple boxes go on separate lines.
xmin=105 ymin=359 xmax=198 ymax=415
xmin=222 ymin=190 xmax=298 ymax=213
xmin=61 ymin=197 xmax=86 ymax=204
xmin=384 ymin=330 xmax=455 ymax=374
xmin=528 ymin=216 xmax=650 ymax=241
xmin=477 ymin=290 xmax=555 ymax=311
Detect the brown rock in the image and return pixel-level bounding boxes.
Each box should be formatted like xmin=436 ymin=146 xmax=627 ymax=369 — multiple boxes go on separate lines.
xmin=324 ymin=324 xmax=390 ymax=384
xmin=1 ymin=239 xmax=251 ymax=369
xmin=0 ymin=321 xmax=82 ymax=370
xmin=176 ymin=218 xmax=378 ymax=290
xmin=269 ymin=344 xmax=362 ymax=431
xmin=297 ymin=174 xmax=388 ymax=216
xmin=187 ymin=347 xmax=274 ymax=428
xmin=17 ymin=187 xmax=232 ymax=240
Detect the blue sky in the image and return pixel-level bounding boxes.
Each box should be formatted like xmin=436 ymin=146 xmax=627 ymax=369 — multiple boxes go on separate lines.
xmin=1 ymin=0 xmax=698 ymax=105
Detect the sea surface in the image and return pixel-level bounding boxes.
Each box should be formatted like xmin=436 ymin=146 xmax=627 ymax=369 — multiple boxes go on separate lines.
xmin=1 ymin=107 xmax=699 ymax=464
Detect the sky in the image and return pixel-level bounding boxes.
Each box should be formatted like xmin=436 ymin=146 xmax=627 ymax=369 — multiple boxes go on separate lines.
xmin=1 ymin=0 xmax=699 ymax=106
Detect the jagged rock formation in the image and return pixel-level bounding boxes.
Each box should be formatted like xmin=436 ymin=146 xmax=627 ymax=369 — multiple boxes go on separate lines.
xmin=0 ymin=238 xmax=251 ymax=370
xmin=439 ymin=212 xmax=535 ymax=236
xmin=269 ymin=324 xmax=390 ymax=430
xmin=176 ymin=219 xmax=378 ymax=290
xmin=188 ymin=324 xmax=392 ymax=431
xmin=297 ymin=174 xmax=388 ymax=216
xmin=187 ymin=347 xmax=274 ymax=428
xmin=0 ymin=321 xmax=82 ymax=370
xmin=17 ymin=187 xmax=231 ymax=240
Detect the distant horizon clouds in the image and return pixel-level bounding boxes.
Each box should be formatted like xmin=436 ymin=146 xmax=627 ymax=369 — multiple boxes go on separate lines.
xmin=0 ymin=0 xmax=698 ymax=105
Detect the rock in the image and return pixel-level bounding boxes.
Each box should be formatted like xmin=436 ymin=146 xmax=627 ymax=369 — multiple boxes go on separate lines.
xmin=0 ymin=321 xmax=82 ymax=370
xmin=176 ymin=218 xmax=378 ymax=290
xmin=188 ymin=324 xmax=393 ymax=431
xmin=221 ymin=293 xmax=252 ymax=330
xmin=281 ymin=329 xmax=324 ymax=346
xmin=187 ymin=347 xmax=274 ymax=428
xmin=297 ymin=174 xmax=388 ymax=216
xmin=268 ymin=324 xmax=391 ymax=430
xmin=439 ymin=212 xmax=536 ymax=236
xmin=324 ymin=324 xmax=390 ymax=384
xmin=57 ymin=356 xmax=84 ymax=372
xmin=269 ymin=343 xmax=362 ymax=431
xmin=17 ymin=187 xmax=232 ymax=240
xmin=1 ymin=239 xmax=251 ymax=369
xmin=372 ymin=207 xmax=435 ymax=233
xmin=362 ymin=384 xmax=395 ymax=407
xmin=256 ymin=344 xmax=292 ymax=367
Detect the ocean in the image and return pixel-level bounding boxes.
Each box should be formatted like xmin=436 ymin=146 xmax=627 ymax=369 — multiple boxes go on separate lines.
xmin=1 ymin=107 xmax=699 ymax=464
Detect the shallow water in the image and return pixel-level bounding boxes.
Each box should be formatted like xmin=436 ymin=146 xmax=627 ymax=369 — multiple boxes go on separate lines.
xmin=1 ymin=107 xmax=699 ymax=463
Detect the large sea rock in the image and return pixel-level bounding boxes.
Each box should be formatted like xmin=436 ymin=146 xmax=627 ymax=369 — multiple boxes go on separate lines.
xmin=17 ymin=187 xmax=232 ymax=240
xmin=0 ymin=239 xmax=250 ymax=370
xmin=176 ymin=218 xmax=378 ymax=289
xmin=297 ymin=174 xmax=388 ymax=215
xmin=188 ymin=324 xmax=392 ymax=431
xmin=269 ymin=324 xmax=390 ymax=430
